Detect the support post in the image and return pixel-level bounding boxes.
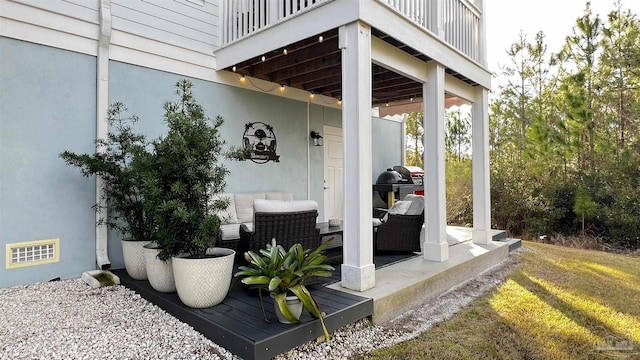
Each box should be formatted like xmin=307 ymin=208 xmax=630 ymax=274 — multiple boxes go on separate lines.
xmin=339 ymin=22 xmax=375 ymax=291
xmin=472 ymin=86 xmax=492 ymax=244
xmin=422 ymin=62 xmax=448 ymax=261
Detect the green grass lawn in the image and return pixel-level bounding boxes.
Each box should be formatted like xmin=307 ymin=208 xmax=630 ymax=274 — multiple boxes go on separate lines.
xmin=364 ymin=242 xmax=640 ymax=360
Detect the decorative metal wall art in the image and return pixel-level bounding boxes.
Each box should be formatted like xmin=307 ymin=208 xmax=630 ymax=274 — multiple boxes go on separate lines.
xmin=242 ymin=122 xmax=280 ymax=163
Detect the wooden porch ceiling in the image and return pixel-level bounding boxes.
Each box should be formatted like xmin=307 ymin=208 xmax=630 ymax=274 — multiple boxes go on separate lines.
xmin=223 ymin=28 xmax=479 ymax=106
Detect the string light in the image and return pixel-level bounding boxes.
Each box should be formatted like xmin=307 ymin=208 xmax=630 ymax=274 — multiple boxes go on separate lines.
xmin=283 ymin=49 xmax=288 ymax=55
xmin=261 ymin=55 xmax=266 ymax=62
xmin=232 ymin=66 xmax=237 ymax=72
xmin=318 ymin=35 xmax=323 ymax=43
xmin=235 ymin=73 xmax=340 ymax=105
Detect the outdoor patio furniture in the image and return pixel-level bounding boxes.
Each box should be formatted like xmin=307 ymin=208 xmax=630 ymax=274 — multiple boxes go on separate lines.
xmin=238 ymin=199 xmax=322 ymax=257
xmin=213 ymin=192 xmax=294 ymax=249
xmin=374 ymin=194 xmax=424 ymax=253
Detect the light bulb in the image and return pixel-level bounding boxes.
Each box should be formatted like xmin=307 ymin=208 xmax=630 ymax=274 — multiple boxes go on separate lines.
xmin=232 ymin=66 xmax=236 ymax=72
xmin=283 ymin=49 xmax=288 ymax=55
xmin=318 ymin=35 xmax=324 ymax=43
xmin=261 ymin=55 xmax=266 ymax=62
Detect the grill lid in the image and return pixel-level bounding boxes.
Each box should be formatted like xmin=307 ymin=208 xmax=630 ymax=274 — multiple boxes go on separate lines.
xmin=376 ymin=168 xmax=403 ymax=184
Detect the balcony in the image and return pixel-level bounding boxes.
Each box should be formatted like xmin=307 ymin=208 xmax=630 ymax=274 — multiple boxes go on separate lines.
xmin=220 ymin=0 xmax=484 ymax=65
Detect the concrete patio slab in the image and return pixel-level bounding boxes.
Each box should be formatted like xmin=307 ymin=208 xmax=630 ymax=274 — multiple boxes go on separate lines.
xmin=329 ymin=229 xmax=519 ymax=323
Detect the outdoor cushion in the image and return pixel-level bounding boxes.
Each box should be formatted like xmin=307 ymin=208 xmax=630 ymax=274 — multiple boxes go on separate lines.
xmin=211 ymin=193 xmax=238 ymax=224
xmin=220 ymin=223 xmax=241 ymax=241
xmin=381 ymin=200 xmax=411 ymax=222
xmin=403 ymin=194 xmax=425 ymax=215
xmin=253 ymin=199 xmax=318 ymax=213
xmin=388 ymin=200 xmax=411 ymax=215
xmin=235 ymin=192 xmax=266 ymax=223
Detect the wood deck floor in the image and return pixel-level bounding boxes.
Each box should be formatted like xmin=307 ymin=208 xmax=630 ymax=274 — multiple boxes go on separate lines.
xmin=113 ymin=253 xmax=415 ymax=360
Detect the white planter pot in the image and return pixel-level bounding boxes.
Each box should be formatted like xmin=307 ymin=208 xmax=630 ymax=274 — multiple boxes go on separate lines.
xmin=172 ymin=247 xmax=235 ymax=308
xmin=143 ymin=243 xmax=176 ymax=293
xmin=121 ymin=239 xmax=151 ymax=280
xmin=272 ymin=295 xmax=303 ymax=324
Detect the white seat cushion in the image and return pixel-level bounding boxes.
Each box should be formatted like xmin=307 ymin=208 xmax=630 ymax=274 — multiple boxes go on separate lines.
xmin=388 ymin=200 xmax=411 ymax=215
xmin=403 ymin=194 xmax=425 ymax=215
xmin=235 ymin=192 xmax=266 ymax=223
xmin=381 ymin=200 xmax=412 ymax=222
xmin=253 ymin=199 xmax=318 ymax=213
xmin=219 ymin=223 xmax=241 ymax=241
xmin=211 ymin=193 xmax=238 ymax=224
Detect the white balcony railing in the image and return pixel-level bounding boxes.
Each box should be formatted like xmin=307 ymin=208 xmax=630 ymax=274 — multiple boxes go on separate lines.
xmin=221 ymin=0 xmax=483 ymax=63
xmin=380 ymin=0 xmax=483 ymax=63
xmin=221 ymin=0 xmax=330 ymax=45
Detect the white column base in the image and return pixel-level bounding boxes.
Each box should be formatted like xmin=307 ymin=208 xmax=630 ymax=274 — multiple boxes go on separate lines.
xmin=473 ymin=229 xmax=492 ymax=245
xmin=422 ymin=241 xmax=449 ymax=261
xmin=341 ymin=263 xmax=375 ymax=291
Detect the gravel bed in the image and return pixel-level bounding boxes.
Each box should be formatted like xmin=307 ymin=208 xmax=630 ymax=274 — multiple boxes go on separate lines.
xmin=0 ymin=250 xmax=522 ymax=360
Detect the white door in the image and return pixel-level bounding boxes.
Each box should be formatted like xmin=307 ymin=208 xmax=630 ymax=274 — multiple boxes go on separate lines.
xmin=323 ymin=126 xmax=344 ymax=221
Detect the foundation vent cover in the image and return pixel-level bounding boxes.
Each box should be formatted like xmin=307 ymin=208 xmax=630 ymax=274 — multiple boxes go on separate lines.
xmin=6 ymin=239 xmax=60 ymax=269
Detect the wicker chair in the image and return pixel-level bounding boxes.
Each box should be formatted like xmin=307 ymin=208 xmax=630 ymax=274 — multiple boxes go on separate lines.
xmin=239 ymin=210 xmax=321 ymax=253
xmin=374 ymin=194 xmax=424 ymax=253
xmin=238 ymin=199 xmax=322 ymax=258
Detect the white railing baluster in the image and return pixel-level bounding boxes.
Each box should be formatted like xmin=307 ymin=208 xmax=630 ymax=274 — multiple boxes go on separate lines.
xmin=220 ymin=0 xmax=482 ymax=63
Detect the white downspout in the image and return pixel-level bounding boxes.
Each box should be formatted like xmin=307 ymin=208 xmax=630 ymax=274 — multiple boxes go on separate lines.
xmin=306 ymin=100 xmax=311 ymax=200
xmin=96 ymin=0 xmax=112 ymax=270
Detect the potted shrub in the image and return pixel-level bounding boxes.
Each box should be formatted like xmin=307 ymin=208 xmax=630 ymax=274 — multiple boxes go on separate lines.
xmin=234 ymin=239 xmax=335 ymax=342
xmin=147 ymin=79 xmax=243 ymax=308
xmin=60 ymin=103 xmax=155 ymax=280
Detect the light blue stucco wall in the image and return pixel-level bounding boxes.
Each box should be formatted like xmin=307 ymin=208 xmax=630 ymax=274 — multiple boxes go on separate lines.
xmin=308 ymin=104 xmax=342 ymax=221
xmin=372 ymin=116 xmax=403 ymax=208
xmin=0 ymin=37 xmax=97 ymax=288
xmin=1 ymin=40 xmax=407 ymax=286
xmin=372 ymin=116 xmax=403 ymax=179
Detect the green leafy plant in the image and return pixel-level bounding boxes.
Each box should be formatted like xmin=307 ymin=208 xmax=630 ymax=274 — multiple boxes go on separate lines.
xmin=59 ymin=103 xmax=156 ymax=242
xmin=234 ymin=238 xmax=335 ymax=341
xmin=148 ymin=79 xmax=244 ymax=260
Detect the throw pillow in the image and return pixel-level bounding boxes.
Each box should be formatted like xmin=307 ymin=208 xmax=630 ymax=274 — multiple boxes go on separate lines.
xmin=382 ymin=200 xmax=412 ymax=222
xmin=388 ymin=200 xmax=411 ymax=215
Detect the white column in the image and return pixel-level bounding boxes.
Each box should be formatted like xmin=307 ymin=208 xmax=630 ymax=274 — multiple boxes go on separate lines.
xmin=339 ymin=22 xmax=375 ymax=291
xmin=422 ymin=62 xmax=448 ymax=261
xmin=472 ymin=86 xmax=492 ymax=244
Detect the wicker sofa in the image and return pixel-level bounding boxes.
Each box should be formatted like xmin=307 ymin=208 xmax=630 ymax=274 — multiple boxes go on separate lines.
xmin=213 ymin=192 xmax=294 ymax=251
xmin=238 ymin=199 xmax=321 ymax=256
